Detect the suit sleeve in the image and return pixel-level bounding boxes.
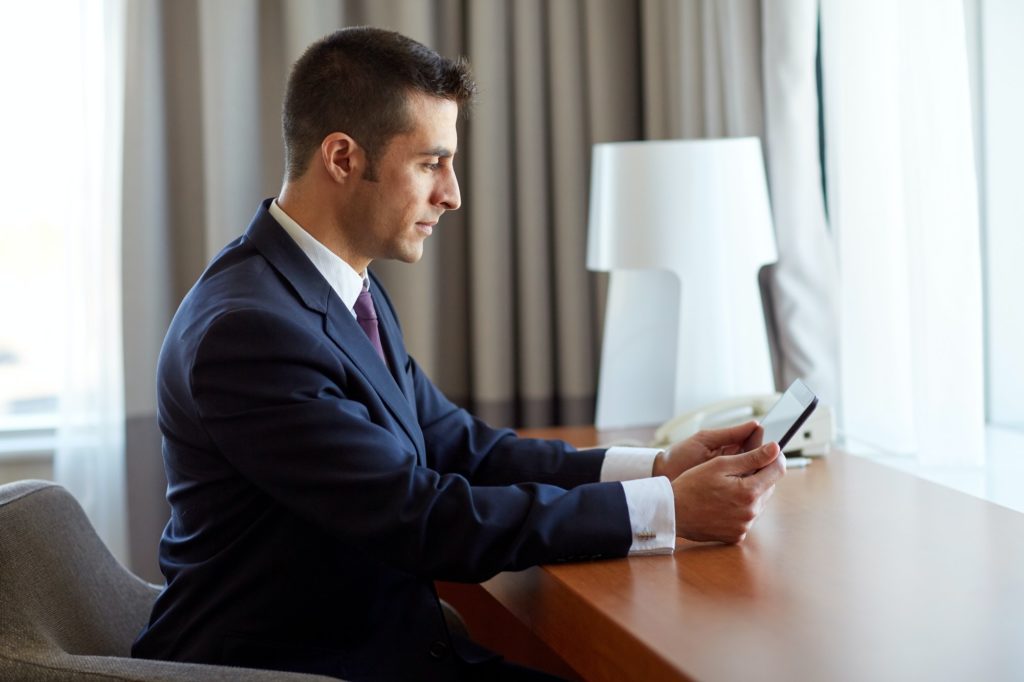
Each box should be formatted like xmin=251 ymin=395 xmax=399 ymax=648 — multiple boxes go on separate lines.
xmin=189 ymin=308 xmax=632 ymax=583
xmin=408 ymin=357 xmax=609 ymax=488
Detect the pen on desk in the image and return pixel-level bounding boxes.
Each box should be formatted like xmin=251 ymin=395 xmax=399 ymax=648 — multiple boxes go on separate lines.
xmin=784 ymin=456 xmax=812 ymax=469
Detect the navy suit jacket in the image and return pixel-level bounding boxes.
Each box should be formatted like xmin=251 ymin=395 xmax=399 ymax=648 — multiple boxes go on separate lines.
xmin=132 ymin=200 xmax=632 ymax=681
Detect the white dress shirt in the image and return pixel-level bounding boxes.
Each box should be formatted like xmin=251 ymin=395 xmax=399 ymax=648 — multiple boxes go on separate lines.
xmin=269 ymin=200 xmax=676 ymax=555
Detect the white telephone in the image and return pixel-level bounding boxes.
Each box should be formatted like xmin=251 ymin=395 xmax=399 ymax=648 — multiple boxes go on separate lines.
xmin=652 ymin=394 xmax=834 ymax=456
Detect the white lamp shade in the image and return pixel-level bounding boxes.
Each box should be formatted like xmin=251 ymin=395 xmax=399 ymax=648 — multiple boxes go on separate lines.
xmin=587 ymin=138 xmax=778 ymax=429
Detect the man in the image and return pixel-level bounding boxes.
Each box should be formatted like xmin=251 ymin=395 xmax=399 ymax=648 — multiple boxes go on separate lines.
xmin=132 ymin=27 xmax=784 ymax=681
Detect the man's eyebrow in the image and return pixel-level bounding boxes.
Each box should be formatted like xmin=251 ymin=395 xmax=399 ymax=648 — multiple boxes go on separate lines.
xmin=418 ymin=147 xmax=454 ymax=158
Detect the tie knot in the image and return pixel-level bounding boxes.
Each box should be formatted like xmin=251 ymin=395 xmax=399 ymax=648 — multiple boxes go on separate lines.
xmin=354 ymin=288 xmax=377 ymax=322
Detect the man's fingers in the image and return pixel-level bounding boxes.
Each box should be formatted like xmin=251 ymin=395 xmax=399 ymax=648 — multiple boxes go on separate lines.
xmin=697 ymin=420 xmax=761 ymax=449
xmin=673 ymin=441 xmax=784 ymax=545
xmin=718 ymin=441 xmax=781 ymax=475
xmin=746 ymin=452 xmax=786 ymax=488
xmin=717 ymin=444 xmax=741 ymax=457
xmin=741 ymin=424 xmax=765 ymax=451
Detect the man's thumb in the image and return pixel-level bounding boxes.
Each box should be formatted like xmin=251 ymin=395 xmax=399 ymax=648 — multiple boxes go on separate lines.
xmin=723 ymin=442 xmax=781 ymax=474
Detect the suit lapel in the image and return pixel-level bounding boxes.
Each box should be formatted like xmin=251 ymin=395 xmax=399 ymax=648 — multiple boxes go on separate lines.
xmin=321 ymin=296 xmax=424 ymax=459
xmin=372 ymin=287 xmax=417 ymax=408
xmin=244 ymin=200 xmax=425 ymax=462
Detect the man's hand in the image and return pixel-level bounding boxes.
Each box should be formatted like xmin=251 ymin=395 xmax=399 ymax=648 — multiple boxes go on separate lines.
xmin=671 ymin=442 xmax=784 ymax=544
xmin=653 ymin=420 xmax=765 ymax=481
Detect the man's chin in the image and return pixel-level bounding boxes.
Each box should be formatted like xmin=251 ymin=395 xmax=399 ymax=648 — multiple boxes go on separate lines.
xmin=394 ymin=246 xmax=424 ymax=264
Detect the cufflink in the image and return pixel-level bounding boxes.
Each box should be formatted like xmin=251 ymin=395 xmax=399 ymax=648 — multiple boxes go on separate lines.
xmin=637 ymin=527 xmax=657 ymax=540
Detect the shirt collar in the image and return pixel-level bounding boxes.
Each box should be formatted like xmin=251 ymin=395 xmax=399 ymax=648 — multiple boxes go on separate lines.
xmin=269 ymin=199 xmax=367 ymax=315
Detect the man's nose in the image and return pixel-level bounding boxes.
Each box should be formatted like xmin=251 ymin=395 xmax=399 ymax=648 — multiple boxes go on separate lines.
xmin=437 ymin=168 xmax=461 ymax=211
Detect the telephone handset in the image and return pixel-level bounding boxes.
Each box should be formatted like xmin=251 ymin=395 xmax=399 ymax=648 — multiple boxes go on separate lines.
xmin=652 ymin=394 xmax=780 ymax=447
xmin=652 ymin=388 xmax=834 ymax=455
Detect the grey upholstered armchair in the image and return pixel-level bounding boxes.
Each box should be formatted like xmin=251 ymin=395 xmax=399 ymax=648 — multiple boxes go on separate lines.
xmin=0 ymin=479 xmax=338 ymax=681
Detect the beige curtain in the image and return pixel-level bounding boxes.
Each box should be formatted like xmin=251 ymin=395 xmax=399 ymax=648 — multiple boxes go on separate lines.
xmin=641 ymin=0 xmax=764 ymax=139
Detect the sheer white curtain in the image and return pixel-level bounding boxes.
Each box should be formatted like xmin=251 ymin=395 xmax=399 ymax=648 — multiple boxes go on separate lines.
xmin=55 ymin=0 xmax=128 ymax=561
xmin=822 ymin=0 xmax=985 ymax=466
xmin=761 ymin=0 xmax=840 ymax=408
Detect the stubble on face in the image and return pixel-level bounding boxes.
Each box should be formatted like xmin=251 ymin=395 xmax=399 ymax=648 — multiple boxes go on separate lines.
xmin=342 ymin=94 xmax=460 ymax=268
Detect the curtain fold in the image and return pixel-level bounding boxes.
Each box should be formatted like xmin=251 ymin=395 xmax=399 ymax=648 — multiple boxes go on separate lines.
xmin=821 ymin=0 xmax=985 ymax=464
xmin=544 ymin=1 xmax=603 ymax=425
xmin=511 ymin=0 xmax=557 ymax=426
xmin=761 ymin=0 xmax=840 ymax=406
xmin=123 ymin=0 xmax=175 ymax=581
xmin=56 ymin=0 xmax=129 ymax=564
xmin=463 ymin=1 xmax=518 ymax=425
xmin=641 ymin=0 xmax=764 ymax=139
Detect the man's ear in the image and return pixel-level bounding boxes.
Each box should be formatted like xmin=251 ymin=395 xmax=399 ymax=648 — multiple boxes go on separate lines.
xmin=320 ymin=133 xmax=363 ymax=183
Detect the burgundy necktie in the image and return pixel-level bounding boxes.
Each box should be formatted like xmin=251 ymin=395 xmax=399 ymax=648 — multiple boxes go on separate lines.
xmin=353 ymin=286 xmax=387 ymax=363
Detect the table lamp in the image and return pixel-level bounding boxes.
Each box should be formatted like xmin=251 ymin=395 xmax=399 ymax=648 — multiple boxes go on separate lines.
xmin=587 ymin=138 xmax=778 ymax=429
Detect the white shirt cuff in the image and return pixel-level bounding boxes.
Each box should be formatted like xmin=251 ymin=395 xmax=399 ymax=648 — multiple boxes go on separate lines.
xmin=620 ymin=477 xmax=676 ymax=555
xmin=600 ymin=446 xmax=662 ymax=482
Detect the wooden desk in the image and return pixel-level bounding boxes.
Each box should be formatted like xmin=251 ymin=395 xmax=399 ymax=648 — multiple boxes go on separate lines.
xmin=440 ymin=426 xmax=1024 ymax=681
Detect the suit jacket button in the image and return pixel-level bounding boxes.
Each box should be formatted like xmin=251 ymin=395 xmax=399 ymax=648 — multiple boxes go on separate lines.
xmin=429 ymin=640 xmax=449 ymax=659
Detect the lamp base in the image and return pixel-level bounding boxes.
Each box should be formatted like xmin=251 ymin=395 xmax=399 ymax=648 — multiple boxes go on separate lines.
xmin=595 ymin=270 xmax=680 ymax=430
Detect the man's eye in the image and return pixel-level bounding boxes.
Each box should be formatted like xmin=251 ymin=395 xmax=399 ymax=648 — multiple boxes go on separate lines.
xmin=424 ymin=162 xmax=441 ymax=171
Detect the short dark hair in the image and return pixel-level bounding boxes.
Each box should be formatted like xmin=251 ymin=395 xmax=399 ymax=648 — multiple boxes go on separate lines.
xmin=282 ymin=27 xmax=476 ymax=181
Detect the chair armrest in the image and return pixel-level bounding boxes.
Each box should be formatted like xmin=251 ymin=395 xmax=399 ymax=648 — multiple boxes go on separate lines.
xmin=0 ymin=650 xmax=342 ymax=682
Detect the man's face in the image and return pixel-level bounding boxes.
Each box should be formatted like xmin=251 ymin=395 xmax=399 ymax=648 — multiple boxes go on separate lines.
xmin=343 ymin=93 xmax=461 ymax=265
